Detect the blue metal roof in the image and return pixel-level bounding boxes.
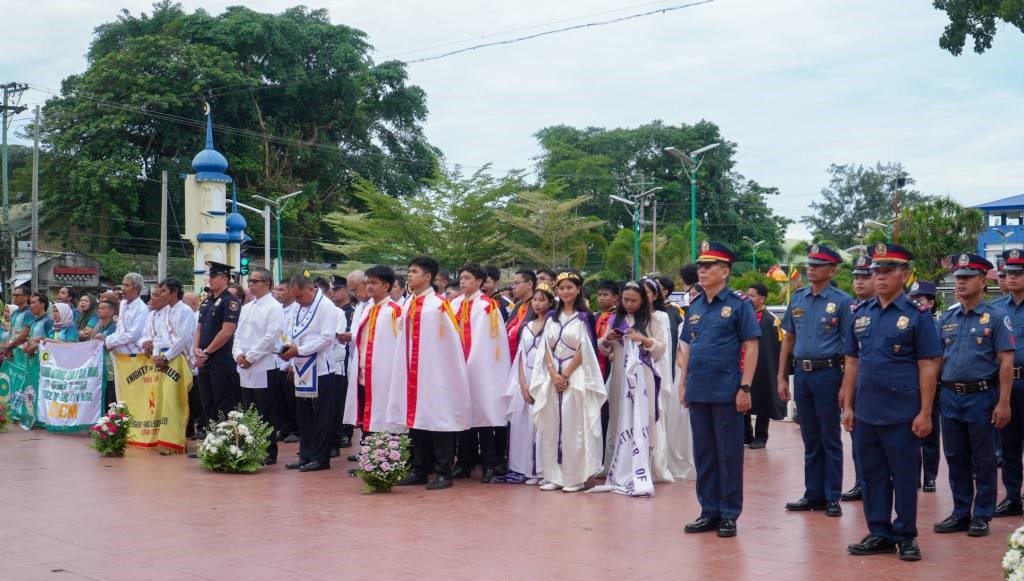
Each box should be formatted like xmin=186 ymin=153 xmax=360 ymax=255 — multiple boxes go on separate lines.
xmin=973 ymin=194 xmax=1024 ymax=210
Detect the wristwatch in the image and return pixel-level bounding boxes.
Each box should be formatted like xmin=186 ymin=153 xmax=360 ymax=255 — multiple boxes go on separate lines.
xmin=739 ymin=384 xmax=752 ymax=393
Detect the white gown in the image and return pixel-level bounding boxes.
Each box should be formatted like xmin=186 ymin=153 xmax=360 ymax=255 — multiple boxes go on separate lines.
xmin=599 ymin=313 xmax=674 ymax=484
xmin=529 ymin=312 xmax=607 ymax=488
xmin=663 ymin=310 xmax=696 ymax=480
xmin=504 ymin=319 xmax=544 ymax=479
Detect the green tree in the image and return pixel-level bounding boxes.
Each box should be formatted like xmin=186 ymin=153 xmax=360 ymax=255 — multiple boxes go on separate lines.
xmin=899 ymin=196 xmax=984 ymax=281
xmin=533 ymin=120 xmax=790 ymax=258
xmin=802 ymin=162 xmax=925 ymax=249
xmin=498 ymin=187 xmax=606 ymax=270
xmin=320 ymin=166 xmax=521 ymax=269
xmin=39 ymin=1 xmax=437 ymax=259
xmin=933 ymin=0 xmax=1024 ymax=55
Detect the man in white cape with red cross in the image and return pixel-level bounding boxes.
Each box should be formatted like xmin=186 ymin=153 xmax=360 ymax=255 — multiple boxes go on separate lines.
xmin=389 ymin=255 xmax=471 ymax=490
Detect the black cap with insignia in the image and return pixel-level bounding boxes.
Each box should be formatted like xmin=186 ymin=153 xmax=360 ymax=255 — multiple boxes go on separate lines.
xmin=206 ymin=261 xmax=232 ymax=277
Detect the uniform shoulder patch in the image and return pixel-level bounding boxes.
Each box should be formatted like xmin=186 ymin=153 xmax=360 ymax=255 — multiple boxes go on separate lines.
xmin=731 ymin=290 xmax=750 ymax=301
xmin=945 ymin=303 xmax=961 ymax=312
xmin=909 ymin=299 xmax=929 ymax=313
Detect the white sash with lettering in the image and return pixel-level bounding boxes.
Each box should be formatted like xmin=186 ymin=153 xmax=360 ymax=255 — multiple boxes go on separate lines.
xmin=589 ymin=339 xmax=654 ymax=497
xmin=290 ymin=291 xmax=324 ymax=398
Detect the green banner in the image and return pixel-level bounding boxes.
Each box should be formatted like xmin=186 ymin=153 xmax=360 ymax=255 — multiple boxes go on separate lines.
xmin=0 ymin=350 xmax=41 ymax=430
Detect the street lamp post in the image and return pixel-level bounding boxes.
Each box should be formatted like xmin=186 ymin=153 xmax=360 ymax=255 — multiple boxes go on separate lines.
xmin=743 ymin=236 xmax=765 ymax=272
xmin=665 ymin=143 xmax=720 ymax=262
xmin=994 ymin=227 xmax=1015 ymax=256
xmin=612 ymin=194 xmax=641 ymax=279
xmin=254 ymin=190 xmax=302 ymax=283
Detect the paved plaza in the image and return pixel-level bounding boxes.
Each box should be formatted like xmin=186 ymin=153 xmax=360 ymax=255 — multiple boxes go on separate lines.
xmin=0 ymin=420 xmax=1009 ymax=581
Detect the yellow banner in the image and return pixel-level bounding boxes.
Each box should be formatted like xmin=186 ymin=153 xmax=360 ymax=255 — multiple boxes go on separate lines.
xmin=112 ymin=353 xmax=193 ymax=453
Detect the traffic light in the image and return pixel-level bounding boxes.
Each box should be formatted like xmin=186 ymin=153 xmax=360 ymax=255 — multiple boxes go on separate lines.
xmin=240 ymin=245 xmax=251 ymax=275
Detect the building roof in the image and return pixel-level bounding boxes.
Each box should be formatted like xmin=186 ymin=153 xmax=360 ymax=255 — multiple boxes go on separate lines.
xmin=972 ymin=194 xmax=1024 ymax=211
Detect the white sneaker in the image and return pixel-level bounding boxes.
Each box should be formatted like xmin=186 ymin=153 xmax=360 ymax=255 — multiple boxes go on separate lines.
xmin=525 ymin=478 xmax=541 ymax=485
xmin=562 ymin=483 xmax=586 ymax=493
xmin=539 ymin=482 xmax=562 ymax=491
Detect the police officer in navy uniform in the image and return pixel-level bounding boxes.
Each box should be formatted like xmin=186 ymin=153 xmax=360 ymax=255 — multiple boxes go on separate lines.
xmin=677 ymin=241 xmax=761 ymax=538
xmin=933 ymin=253 xmax=1013 ymax=537
xmin=841 ymin=254 xmax=876 ymax=502
xmin=778 ymin=244 xmax=851 ymax=517
xmin=193 ymin=261 xmax=242 ymax=421
xmin=994 ymin=249 xmax=1024 ymax=517
xmin=907 ymin=281 xmax=941 ymax=493
xmin=843 ymin=243 xmax=941 ymax=561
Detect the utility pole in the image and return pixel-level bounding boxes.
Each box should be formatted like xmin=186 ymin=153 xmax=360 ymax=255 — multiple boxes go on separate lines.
xmin=30 ymin=105 xmax=39 ymax=293
xmin=2 ymin=82 xmax=29 ymax=297
xmin=651 ymin=200 xmax=658 ymax=273
xmin=158 ymin=170 xmax=168 ymax=281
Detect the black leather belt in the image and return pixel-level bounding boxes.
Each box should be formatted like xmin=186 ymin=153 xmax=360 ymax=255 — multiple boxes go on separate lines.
xmin=794 ymin=356 xmax=843 ymax=372
xmin=941 ymin=379 xmax=992 ymax=395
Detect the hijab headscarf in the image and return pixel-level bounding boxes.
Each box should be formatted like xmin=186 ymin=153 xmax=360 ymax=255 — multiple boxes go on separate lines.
xmin=53 ymin=302 xmax=75 ymax=330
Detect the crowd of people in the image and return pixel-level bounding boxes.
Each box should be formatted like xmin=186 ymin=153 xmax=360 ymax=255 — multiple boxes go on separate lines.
xmin=6 ymin=238 xmax=1024 ymax=563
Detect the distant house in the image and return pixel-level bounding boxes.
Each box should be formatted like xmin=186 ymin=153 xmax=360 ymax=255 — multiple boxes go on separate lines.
xmin=973 ymin=194 xmax=1024 ymax=264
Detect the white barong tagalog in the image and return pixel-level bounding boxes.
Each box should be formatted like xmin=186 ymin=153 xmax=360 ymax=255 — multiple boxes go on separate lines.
xmin=504 ymin=319 xmax=544 ymax=479
xmin=452 ymin=291 xmax=512 ymax=427
xmin=232 ymin=293 xmax=284 ymax=389
xmin=386 ymin=290 xmax=471 ymax=432
xmin=344 ymin=298 xmax=406 ymax=433
xmin=591 ymin=337 xmax=656 ymax=497
xmin=529 ymin=312 xmax=606 ymax=488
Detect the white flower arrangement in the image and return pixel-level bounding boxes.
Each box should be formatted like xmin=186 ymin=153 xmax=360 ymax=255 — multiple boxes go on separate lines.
xmin=1004 ymin=525 xmax=1024 ymax=579
xmin=197 ymin=405 xmax=272 ymax=473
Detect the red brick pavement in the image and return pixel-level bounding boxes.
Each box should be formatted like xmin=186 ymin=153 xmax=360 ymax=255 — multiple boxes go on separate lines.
xmin=0 ymin=421 xmax=1011 ymax=580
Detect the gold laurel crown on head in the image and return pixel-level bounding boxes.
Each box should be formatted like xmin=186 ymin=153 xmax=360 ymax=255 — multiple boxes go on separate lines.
xmin=536 ymin=282 xmax=555 ymax=295
xmin=556 ymin=272 xmax=582 ymax=284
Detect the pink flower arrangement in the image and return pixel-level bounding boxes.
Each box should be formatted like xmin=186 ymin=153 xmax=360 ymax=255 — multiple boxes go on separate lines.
xmin=356 ymin=432 xmax=411 ymax=493
xmin=89 ymin=402 xmax=133 ymax=456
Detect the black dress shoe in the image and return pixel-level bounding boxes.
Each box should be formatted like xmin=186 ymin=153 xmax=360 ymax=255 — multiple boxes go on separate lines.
xmin=934 ymin=514 xmax=971 ymax=533
xmin=299 ymin=460 xmax=329 ymax=472
xmin=263 ymin=458 xmax=277 ymax=466
xmin=922 ymin=480 xmax=937 ymax=493
xmin=717 ymin=518 xmax=737 ymax=537
xmin=396 ymin=473 xmax=428 ymax=486
xmin=347 ymin=468 xmax=358 ymax=476
xmin=995 ymin=498 xmax=1024 ymax=517
xmin=285 ymin=459 xmax=308 ymax=470
xmin=748 ymin=441 xmax=766 ymax=449
xmin=451 ymin=465 xmax=472 ymax=479
xmin=683 ymin=516 xmax=721 ymax=533
xmin=967 ymin=518 xmax=990 ymax=537
xmin=481 ymin=467 xmax=496 ymax=483
xmin=847 ymin=535 xmax=896 ymax=555
xmin=340 ymin=436 xmax=352 ymax=448
xmin=898 ymin=538 xmax=921 ymax=561
xmin=346 ymin=454 xmax=359 ymax=462
xmin=841 ymin=486 xmax=862 ymax=501
xmin=329 ymin=448 xmax=340 ymax=458
xmin=825 ymin=501 xmax=842 ymax=517
xmin=186 ymin=451 xmax=198 ymax=459
xmin=785 ymin=497 xmax=827 ymax=511
xmin=426 ymin=475 xmax=453 ymax=490
xmin=282 ymin=434 xmax=300 ymax=444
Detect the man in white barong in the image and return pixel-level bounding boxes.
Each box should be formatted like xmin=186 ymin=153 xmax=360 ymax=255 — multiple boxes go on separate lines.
xmin=105 ymin=272 xmax=148 ymax=356
xmin=451 ymin=263 xmax=513 ymax=483
xmin=233 ymin=268 xmax=284 ymax=465
xmin=391 ymin=256 xmax=472 ymax=490
xmin=280 ymin=274 xmax=342 ymax=472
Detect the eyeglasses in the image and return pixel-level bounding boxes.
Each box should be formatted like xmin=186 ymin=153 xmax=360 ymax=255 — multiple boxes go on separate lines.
xmin=248 ymin=278 xmax=268 ymax=285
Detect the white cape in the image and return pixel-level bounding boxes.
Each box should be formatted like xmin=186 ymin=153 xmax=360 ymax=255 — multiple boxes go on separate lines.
xmin=452 ymin=293 xmax=512 ymax=427
xmin=344 ymin=299 xmax=407 ymax=434
xmin=503 ymin=320 xmax=544 ymax=478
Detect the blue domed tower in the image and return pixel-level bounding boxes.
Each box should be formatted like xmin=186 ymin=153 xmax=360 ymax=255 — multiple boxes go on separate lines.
xmin=182 ymin=104 xmax=243 ymax=290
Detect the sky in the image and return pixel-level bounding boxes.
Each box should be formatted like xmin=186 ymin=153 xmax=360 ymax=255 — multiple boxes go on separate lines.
xmin=2 ymin=0 xmax=1023 ymax=239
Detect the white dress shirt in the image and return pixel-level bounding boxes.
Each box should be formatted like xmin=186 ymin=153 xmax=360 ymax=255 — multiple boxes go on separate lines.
xmin=160 ymin=300 xmax=197 ymax=362
xmin=232 ymin=293 xmax=284 ymax=388
xmin=140 ymin=306 xmax=167 ymax=351
xmin=288 ymin=290 xmax=340 ymax=378
xmin=105 ymin=296 xmax=148 ymax=354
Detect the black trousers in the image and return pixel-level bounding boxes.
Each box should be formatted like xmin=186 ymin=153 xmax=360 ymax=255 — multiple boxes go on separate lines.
xmin=456 ymin=426 xmax=509 ymax=469
xmin=295 ymin=374 xmax=341 ymax=465
xmin=187 ymin=377 xmax=205 ymax=436
xmin=411 ymin=428 xmax=455 ymax=478
xmin=744 ymin=413 xmax=771 ymax=444
xmin=241 ymin=382 xmax=280 ymax=462
xmin=269 ymin=368 xmax=299 ymax=436
xmin=197 ymin=356 xmax=241 ymax=422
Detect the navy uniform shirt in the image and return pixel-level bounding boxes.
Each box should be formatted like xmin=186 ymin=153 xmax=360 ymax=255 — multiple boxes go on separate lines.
xmin=781 ymin=285 xmax=852 ymax=359
xmin=681 ymin=286 xmax=761 ymax=403
xmin=198 ymin=289 xmax=241 ymax=360
xmin=937 ymin=301 xmax=1014 ymax=382
xmin=991 ymin=295 xmax=1024 ymax=380
xmin=844 ymin=293 xmax=942 ymax=425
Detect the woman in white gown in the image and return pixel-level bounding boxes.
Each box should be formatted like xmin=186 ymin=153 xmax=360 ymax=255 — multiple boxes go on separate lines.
xmin=644 ymin=278 xmax=696 ymax=480
xmin=594 ymin=280 xmax=672 ymax=495
xmin=504 ymin=283 xmax=555 ymax=484
xmin=529 ymin=272 xmax=606 ymax=492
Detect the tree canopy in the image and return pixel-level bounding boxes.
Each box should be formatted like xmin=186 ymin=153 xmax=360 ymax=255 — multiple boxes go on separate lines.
xmin=933 ymin=0 xmax=1024 ymax=55
xmin=39 ymin=0 xmax=437 ymax=259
